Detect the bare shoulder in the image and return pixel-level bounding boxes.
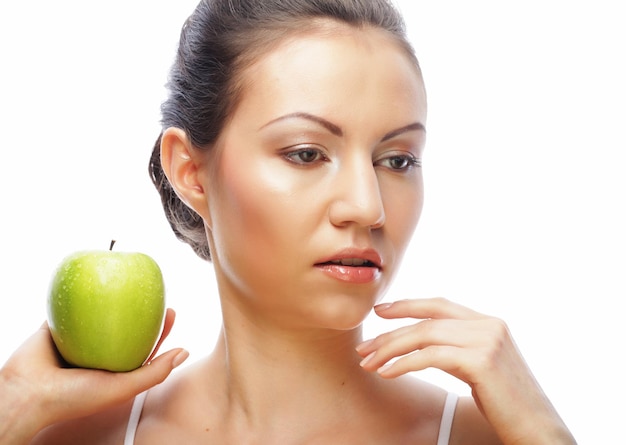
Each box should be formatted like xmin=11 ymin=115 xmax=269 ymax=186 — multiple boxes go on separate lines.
xmin=391 ymin=378 xmax=502 ymax=444
xmin=30 ymin=398 xmax=134 ymax=445
xmin=374 ymin=375 xmax=454 ymax=443
xmin=449 ymin=396 xmax=502 ymax=445
xmin=132 ymin=358 xmax=215 ymax=443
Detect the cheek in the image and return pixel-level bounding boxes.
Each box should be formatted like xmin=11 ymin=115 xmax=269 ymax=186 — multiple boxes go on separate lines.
xmin=208 ymin=152 xmax=315 ymax=270
xmin=381 ymin=176 xmax=424 ymax=257
xmin=211 ymin=165 xmax=277 ymax=256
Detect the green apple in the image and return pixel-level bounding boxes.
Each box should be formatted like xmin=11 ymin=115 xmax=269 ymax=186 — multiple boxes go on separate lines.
xmin=47 ymin=245 xmax=166 ymax=372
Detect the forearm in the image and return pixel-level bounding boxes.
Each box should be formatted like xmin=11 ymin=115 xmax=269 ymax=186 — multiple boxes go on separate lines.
xmin=509 ymin=427 xmax=577 ymax=445
xmin=524 ymin=417 xmax=577 ymax=445
xmin=506 ymin=395 xmax=577 ymax=445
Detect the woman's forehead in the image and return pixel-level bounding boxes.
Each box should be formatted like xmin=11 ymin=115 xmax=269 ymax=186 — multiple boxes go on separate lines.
xmin=244 ymin=21 xmax=420 ymax=79
xmin=233 ymin=26 xmax=426 ymax=128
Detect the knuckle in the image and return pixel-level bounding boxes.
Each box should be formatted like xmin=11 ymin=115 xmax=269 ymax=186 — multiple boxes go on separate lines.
xmin=416 ymin=318 xmax=435 ymax=337
xmin=431 ymin=296 xmax=449 ymax=306
xmin=486 ymin=317 xmax=510 ymax=343
xmin=474 ymin=318 xmax=511 ymax=371
xmin=373 ymin=330 xmax=393 ymax=345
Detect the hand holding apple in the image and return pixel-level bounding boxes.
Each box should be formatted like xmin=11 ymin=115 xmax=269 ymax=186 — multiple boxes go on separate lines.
xmin=47 ymin=243 xmax=166 ymax=372
xmin=1 ymin=310 xmax=187 ymax=444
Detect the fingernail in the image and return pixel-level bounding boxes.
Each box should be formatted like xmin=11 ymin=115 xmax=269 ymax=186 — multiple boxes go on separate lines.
xmin=360 ymin=351 xmax=376 ymax=367
xmin=356 ymin=338 xmax=374 ymax=353
xmin=374 ymin=302 xmax=393 ymax=311
xmin=377 ymin=362 xmax=393 ymax=374
xmin=172 ymin=349 xmax=189 ymax=368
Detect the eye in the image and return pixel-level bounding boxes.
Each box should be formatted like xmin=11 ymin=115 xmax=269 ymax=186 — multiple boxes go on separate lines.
xmin=282 ymin=146 xmax=328 ymax=165
xmin=374 ymin=153 xmax=421 ymax=171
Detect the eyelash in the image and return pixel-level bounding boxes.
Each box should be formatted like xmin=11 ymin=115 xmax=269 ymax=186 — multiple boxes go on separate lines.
xmin=374 ymin=154 xmax=421 ymax=171
xmin=282 ymin=146 xmax=421 ymax=172
xmin=283 ymin=147 xmax=329 ymax=165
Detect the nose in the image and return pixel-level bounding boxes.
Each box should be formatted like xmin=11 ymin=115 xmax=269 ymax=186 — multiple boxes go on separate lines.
xmin=328 ymin=157 xmax=386 ymax=229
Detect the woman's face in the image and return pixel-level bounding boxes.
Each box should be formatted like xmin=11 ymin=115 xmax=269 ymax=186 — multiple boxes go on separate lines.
xmin=202 ymin=25 xmax=427 ymax=330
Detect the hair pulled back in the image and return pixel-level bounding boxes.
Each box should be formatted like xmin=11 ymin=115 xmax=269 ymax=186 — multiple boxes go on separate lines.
xmin=149 ymin=0 xmax=417 ymax=261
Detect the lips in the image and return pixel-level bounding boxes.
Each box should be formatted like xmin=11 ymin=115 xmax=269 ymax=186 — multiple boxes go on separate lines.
xmin=314 ymin=249 xmax=382 ymax=284
xmin=325 ymin=258 xmax=376 ymax=267
xmin=315 ymin=248 xmax=382 ymax=268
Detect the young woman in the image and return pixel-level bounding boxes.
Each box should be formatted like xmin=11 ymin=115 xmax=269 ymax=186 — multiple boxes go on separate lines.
xmin=1 ymin=1 xmax=576 ymax=443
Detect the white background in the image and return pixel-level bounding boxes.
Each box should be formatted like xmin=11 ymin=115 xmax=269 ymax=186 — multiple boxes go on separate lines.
xmin=1 ymin=1 xmax=624 ymax=443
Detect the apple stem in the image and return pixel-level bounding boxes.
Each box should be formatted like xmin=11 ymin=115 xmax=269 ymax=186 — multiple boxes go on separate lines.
xmin=110 ymin=240 xmax=116 ymax=251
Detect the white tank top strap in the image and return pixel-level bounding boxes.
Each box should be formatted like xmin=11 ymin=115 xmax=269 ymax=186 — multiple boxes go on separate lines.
xmin=124 ymin=390 xmax=149 ymax=445
xmin=436 ymin=392 xmax=459 ymax=445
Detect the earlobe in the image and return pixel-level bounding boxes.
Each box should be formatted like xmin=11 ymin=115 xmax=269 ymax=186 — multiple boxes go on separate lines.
xmin=160 ymin=127 xmax=211 ymax=222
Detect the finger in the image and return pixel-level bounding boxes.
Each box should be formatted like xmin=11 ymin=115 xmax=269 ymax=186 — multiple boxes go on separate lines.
xmin=374 ymin=297 xmax=485 ymax=321
xmin=358 ymin=319 xmax=485 ymax=367
xmin=371 ymin=318 xmax=515 ymax=381
xmin=357 ymin=318 xmax=473 ymax=357
xmin=375 ymin=345 xmax=472 ymax=380
xmin=112 ymin=347 xmax=188 ymax=396
xmin=6 ymin=322 xmax=62 ymax=368
xmin=356 ymin=323 xmax=416 ymax=357
xmin=145 ymin=308 xmax=176 ymax=363
xmin=159 ymin=308 xmax=176 ymax=343
xmin=52 ymin=347 xmax=189 ymax=423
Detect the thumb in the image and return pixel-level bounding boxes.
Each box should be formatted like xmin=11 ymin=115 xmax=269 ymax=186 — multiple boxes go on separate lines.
xmin=85 ymin=348 xmax=189 ymax=405
xmin=49 ymin=348 xmax=189 ymax=425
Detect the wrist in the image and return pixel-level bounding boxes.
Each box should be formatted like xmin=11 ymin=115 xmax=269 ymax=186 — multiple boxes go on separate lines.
xmin=0 ymin=367 xmax=47 ymax=444
xmin=511 ymin=418 xmax=577 ymax=445
xmin=510 ymin=386 xmax=577 ymax=445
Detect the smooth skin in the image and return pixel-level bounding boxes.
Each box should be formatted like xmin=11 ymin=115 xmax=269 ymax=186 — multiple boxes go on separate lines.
xmin=23 ymin=22 xmax=575 ymax=445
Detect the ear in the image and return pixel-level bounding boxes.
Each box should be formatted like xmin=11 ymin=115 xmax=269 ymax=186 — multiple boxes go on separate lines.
xmin=160 ymin=127 xmax=211 ymax=224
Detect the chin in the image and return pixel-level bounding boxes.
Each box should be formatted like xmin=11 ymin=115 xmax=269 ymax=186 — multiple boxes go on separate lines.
xmin=310 ymin=294 xmax=377 ymax=331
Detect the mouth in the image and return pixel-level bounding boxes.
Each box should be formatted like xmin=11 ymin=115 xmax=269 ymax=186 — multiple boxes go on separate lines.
xmin=320 ymin=258 xmax=378 ymax=268
xmin=313 ymin=249 xmax=383 ymax=284
xmin=314 ymin=255 xmax=382 ymax=284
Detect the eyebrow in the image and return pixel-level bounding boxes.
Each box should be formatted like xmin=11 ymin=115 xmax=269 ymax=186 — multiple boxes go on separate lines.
xmin=261 ymin=112 xmax=343 ymax=136
xmin=260 ymin=112 xmax=425 ymax=141
xmin=380 ymin=122 xmax=426 ymax=142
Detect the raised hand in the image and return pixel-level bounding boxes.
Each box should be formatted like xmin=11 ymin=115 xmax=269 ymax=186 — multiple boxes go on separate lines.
xmin=356 ymin=298 xmax=576 ymax=444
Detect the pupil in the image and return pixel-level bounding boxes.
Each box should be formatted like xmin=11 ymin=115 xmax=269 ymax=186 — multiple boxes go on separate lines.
xmin=391 ymin=157 xmax=407 ymax=169
xmin=300 ymin=150 xmax=317 ymax=162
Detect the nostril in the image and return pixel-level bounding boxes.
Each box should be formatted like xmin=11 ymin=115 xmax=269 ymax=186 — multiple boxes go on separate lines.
xmin=327 ymin=191 xmax=386 ymax=229
xmin=326 ymin=160 xmax=386 ymax=228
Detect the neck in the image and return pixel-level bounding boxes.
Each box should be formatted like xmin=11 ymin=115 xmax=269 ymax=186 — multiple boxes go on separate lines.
xmin=207 ymin=299 xmax=381 ymax=434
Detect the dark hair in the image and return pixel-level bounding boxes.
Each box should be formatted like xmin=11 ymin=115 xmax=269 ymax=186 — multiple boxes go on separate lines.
xmin=149 ymin=0 xmax=419 ymax=261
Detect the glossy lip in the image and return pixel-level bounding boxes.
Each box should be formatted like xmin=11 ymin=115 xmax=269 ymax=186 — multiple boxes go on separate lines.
xmin=314 ymin=247 xmax=383 ymax=269
xmin=314 ymin=248 xmax=383 ymax=284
